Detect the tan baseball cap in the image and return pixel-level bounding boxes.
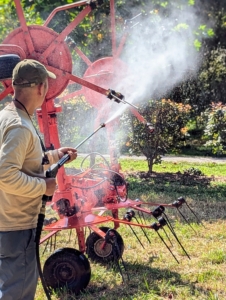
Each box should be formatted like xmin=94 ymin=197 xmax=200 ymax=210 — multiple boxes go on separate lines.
xmin=12 ymin=59 xmax=56 ymax=87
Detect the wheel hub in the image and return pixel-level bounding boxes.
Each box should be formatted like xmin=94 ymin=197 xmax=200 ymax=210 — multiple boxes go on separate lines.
xmin=53 ymin=262 xmax=76 ymax=283
xmin=94 ymin=239 xmax=113 ymax=257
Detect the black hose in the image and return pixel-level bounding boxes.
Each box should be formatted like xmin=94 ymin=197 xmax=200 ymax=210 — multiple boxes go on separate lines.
xmin=35 ymin=203 xmax=51 ymax=300
xmin=80 ymin=152 xmax=110 ymax=172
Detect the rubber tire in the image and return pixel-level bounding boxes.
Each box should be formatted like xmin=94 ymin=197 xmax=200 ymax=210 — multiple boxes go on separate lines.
xmin=0 ymin=54 xmax=20 ymax=80
xmin=86 ymin=227 xmax=124 ymax=264
xmin=43 ymin=247 xmax=91 ymax=295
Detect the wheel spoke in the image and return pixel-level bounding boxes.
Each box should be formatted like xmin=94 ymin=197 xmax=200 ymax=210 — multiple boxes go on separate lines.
xmin=14 ymin=0 xmax=36 ymax=56
xmin=41 ymin=6 xmax=91 ymax=61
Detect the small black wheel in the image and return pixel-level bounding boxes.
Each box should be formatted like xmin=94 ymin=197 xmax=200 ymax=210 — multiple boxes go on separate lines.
xmin=43 ymin=247 xmax=91 ymax=295
xmin=0 ymin=54 xmax=20 ymax=80
xmin=86 ymin=227 xmax=124 ymax=264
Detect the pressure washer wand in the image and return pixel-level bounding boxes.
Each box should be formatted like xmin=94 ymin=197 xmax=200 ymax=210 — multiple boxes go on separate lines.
xmin=75 ymin=122 xmax=106 ymax=150
xmin=45 ymin=123 xmax=106 ymax=179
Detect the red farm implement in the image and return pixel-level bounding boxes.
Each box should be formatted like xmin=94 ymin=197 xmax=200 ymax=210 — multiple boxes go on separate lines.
xmin=0 ymin=0 xmax=202 ymax=297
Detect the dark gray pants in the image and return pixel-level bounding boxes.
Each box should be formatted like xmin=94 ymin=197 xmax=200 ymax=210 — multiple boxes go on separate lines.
xmin=0 ymin=229 xmax=38 ymax=300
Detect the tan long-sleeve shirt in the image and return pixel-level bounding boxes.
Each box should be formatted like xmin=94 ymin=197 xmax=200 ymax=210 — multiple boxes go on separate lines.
xmin=0 ymin=103 xmax=59 ymax=231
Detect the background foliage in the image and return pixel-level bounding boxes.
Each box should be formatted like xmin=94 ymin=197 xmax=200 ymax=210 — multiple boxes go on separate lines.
xmin=0 ymin=0 xmax=226 ymax=171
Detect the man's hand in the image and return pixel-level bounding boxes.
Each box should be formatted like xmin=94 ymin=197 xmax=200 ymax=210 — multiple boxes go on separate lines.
xmin=44 ymin=178 xmax=57 ymax=196
xmin=57 ymin=147 xmax=77 ymax=163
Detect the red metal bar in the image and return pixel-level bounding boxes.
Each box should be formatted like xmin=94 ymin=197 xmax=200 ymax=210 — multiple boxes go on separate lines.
xmin=74 ymin=47 xmax=92 ymax=66
xmin=40 ymin=99 xmax=67 ymax=191
xmin=47 ymin=64 xmax=110 ymax=97
xmin=44 ymin=0 xmax=89 ymax=27
xmin=43 ymin=214 xmax=114 ymax=230
xmin=39 ymin=230 xmax=60 ymax=245
xmin=104 ymin=198 xmax=176 ymax=210
xmin=110 ymin=0 xmax=116 ymax=57
xmin=40 ymin=101 xmax=52 ymax=149
xmin=76 ymin=227 xmax=86 ymax=252
xmin=0 ymin=85 xmax=13 ymax=101
xmin=14 ymin=0 xmax=35 ymax=56
xmin=130 ymin=107 xmax=147 ymax=125
xmin=67 ymin=73 xmax=109 ymax=96
xmin=41 ymin=6 xmax=92 ymax=60
xmin=116 ymin=32 xmax=128 ymax=58
xmin=89 ymin=225 xmax=106 ymax=238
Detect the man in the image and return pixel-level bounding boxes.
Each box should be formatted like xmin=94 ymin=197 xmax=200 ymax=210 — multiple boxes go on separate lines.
xmin=0 ymin=59 xmax=77 ymax=300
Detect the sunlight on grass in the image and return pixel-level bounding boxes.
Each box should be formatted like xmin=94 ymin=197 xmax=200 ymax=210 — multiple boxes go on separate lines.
xmin=202 ymin=249 xmax=226 ymax=264
xmin=118 ymin=158 xmax=226 ymax=177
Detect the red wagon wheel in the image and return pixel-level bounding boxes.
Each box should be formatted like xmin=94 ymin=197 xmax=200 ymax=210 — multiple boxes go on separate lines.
xmin=0 ymin=0 xmax=115 ymax=102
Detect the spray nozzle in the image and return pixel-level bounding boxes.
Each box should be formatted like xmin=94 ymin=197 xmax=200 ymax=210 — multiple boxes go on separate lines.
xmin=107 ymin=89 xmax=125 ymax=104
xmin=107 ymin=89 xmax=139 ymax=109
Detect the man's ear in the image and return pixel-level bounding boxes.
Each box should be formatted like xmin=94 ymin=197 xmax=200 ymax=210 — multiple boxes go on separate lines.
xmin=37 ymin=83 xmax=44 ymax=96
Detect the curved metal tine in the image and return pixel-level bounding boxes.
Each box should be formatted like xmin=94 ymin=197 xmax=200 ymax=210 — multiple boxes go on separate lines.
xmin=49 ymin=236 xmax=53 ymax=252
xmin=185 ymin=202 xmax=205 ymax=228
xmin=119 ymin=258 xmax=129 ymax=282
xmin=164 ymin=219 xmax=191 ymax=260
xmin=112 ymin=235 xmax=129 ymax=282
xmin=129 ymin=225 xmax=145 ymax=249
xmin=54 ymin=232 xmax=57 ymax=250
xmin=156 ymin=231 xmax=179 ymax=264
xmin=115 ymin=246 xmax=129 ymax=282
xmin=42 ymin=238 xmax=49 ymax=255
xmin=160 ymin=213 xmax=178 ymax=246
xmin=134 ymin=216 xmax=151 ymax=244
xmin=112 ymin=244 xmax=125 ymax=282
xmin=162 ymin=212 xmax=177 ymax=234
xmin=115 ymin=254 xmax=127 ymax=282
xmin=177 ymin=208 xmax=197 ymax=234
xmin=68 ymin=229 xmax=72 ymax=242
xmin=162 ymin=227 xmax=173 ymax=247
xmin=137 ymin=210 xmax=147 ymax=224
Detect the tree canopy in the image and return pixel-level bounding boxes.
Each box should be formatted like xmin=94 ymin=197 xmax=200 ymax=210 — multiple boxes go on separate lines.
xmin=1 ymin=0 xmax=226 ymax=168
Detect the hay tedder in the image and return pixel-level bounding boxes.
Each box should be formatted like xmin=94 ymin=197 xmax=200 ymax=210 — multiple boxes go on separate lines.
xmin=0 ymin=0 xmax=202 ymax=297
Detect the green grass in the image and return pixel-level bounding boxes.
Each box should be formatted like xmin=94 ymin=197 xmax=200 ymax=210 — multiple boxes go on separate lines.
xmin=36 ymin=222 xmax=226 ymax=300
xmin=68 ymin=156 xmax=226 ymax=177
xmin=119 ymin=158 xmax=226 ymax=177
xmin=35 ymin=157 xmax=226 ymax=300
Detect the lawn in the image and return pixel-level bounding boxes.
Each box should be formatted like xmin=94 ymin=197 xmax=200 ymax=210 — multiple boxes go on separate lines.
xmin=35 ymin=157 xmax=226 ymax=300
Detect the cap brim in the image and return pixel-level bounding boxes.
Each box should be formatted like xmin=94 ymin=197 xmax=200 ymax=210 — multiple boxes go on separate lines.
xmin=47 ymin=70 xmax=56 ymax=79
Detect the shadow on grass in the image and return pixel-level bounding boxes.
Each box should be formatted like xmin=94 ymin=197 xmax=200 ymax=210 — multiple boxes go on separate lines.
xmin=66 ymin=261 xmax=213 ymax=300
xmin=126 ymin=171 xmax=226 ymax=202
